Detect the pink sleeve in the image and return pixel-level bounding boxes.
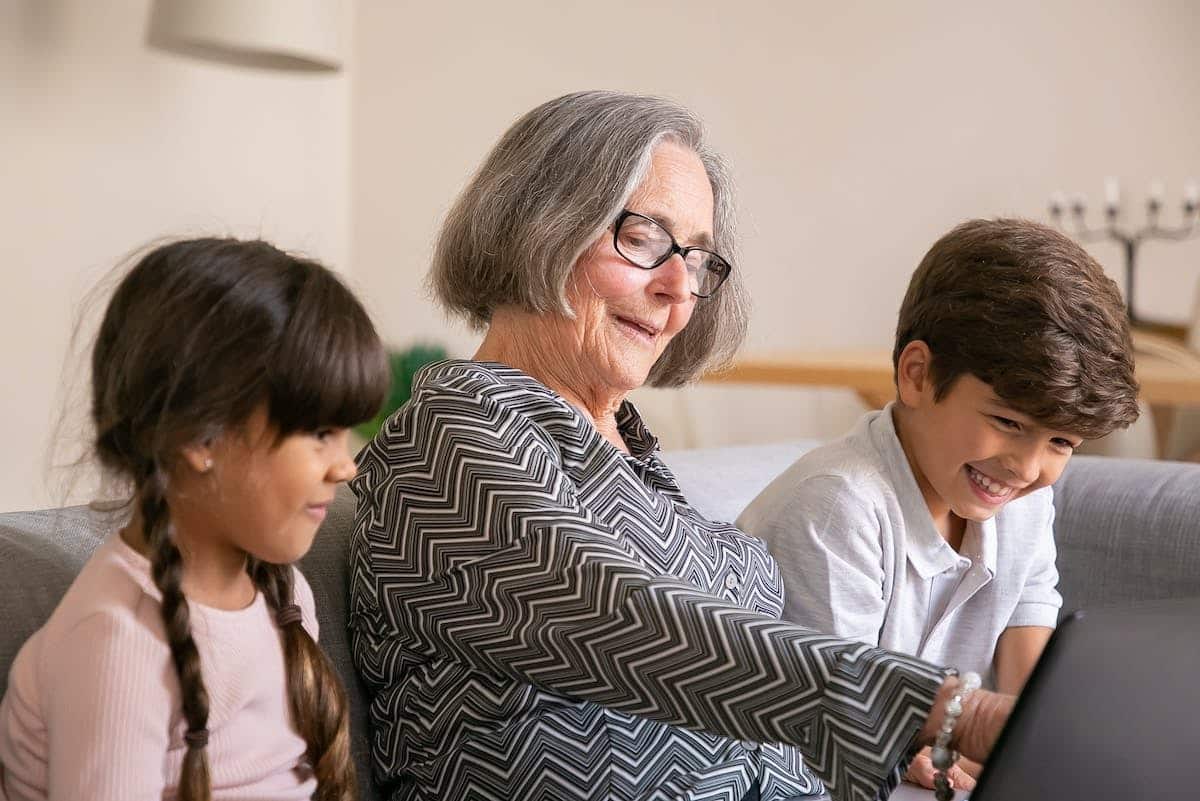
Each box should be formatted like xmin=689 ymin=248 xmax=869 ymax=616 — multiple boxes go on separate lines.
xmin=44 ymin=610 xmax=173 ymax=801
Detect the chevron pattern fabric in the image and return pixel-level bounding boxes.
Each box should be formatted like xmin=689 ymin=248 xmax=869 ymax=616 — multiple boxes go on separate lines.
xmin=349 ymin=360 xmax=943 ymax=801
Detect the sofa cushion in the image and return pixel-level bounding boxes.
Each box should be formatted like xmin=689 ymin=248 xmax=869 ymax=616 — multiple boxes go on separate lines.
xmin=661 ymin=441 xmax=817 ymax=523
xmin=1051 ymin=456 xmax=1200 ymax=613
xmin=0 ymin=504 xmax=112 ymax=695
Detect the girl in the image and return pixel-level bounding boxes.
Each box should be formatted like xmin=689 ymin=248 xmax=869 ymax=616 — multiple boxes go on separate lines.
xmin=0 ymin=238 xmax=389 ymax=800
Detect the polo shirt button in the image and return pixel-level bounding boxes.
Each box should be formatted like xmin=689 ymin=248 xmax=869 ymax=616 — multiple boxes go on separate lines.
xmin=725 ymin=574 xmax=740 ymax=591
xmin=741 ymin=739 xmax=760 ymax=751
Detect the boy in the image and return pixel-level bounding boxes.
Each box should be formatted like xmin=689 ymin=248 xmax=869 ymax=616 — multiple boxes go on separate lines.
xmin=739 ymin=218 xmax=1139 ymax=695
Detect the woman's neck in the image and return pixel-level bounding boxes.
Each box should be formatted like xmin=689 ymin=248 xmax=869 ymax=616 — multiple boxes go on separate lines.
xmin=475 ymin=308 xmax=629 ymax=453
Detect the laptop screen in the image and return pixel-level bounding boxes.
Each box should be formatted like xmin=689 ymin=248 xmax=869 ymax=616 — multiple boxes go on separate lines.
xmin=971 ymin=597 xmax=1200 ymax=801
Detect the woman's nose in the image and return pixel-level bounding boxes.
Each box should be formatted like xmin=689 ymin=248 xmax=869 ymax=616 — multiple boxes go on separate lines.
xmin=651 ymin=253 xmax=693 ymax=303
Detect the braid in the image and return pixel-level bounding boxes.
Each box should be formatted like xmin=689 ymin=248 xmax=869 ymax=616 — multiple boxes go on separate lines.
xmin=250 ymin=561 xmax=357 ymax=800
xmin=140 ymin=472 xmax=213 ymax=801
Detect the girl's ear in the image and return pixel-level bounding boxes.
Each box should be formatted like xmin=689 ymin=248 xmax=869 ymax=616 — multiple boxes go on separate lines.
xmin=896 ymin=340 xmax=934 ymax=408
xmin=179 ymin=441 xmax=215 ymax=474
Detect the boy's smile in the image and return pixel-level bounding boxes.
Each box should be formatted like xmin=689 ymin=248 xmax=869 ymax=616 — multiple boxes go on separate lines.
xmin=965 ymin=464 xmax=1019 ymax=503
xmin=893 ymin=342 xmax=1083 ymax=543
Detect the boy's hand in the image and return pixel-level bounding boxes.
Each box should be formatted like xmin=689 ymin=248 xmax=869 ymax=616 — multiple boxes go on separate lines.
xmin=905 ymin=746 xmax=977 ymax=792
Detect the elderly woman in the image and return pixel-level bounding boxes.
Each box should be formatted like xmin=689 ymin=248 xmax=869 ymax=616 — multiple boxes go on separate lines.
xmin=350 ymin=91 xmax=1010 ymax=801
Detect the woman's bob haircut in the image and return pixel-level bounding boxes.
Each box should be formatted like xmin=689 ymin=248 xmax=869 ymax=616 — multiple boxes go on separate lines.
xmin=429 ymin=90 xmax=749 ymax=387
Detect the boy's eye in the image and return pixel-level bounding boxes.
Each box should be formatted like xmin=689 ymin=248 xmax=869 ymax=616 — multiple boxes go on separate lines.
xmin=313 ymin=427 xmax=336 ymax=442
xmin=1052 ymin=437 xmax=1079 ymax=450
xmin=992 ymin=416 xmax=1021 ymax=430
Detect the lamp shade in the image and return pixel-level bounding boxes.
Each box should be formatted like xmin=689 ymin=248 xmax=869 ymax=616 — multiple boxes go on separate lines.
xmin=147 ymin=0 xmax=342 ymax=72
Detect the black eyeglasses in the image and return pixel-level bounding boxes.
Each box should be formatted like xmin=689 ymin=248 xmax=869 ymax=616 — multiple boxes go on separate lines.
xmin=611 ymin=210 xmax=732 ymax=299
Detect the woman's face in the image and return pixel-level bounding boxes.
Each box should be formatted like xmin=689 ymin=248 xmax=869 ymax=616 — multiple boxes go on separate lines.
xmin=565 ymin=140 xmax=715 ymax=394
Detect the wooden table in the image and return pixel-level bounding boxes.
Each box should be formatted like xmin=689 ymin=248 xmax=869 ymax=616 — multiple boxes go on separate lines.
xmin=703 ymin=349 xmax=901 ymax=409
xmin=705 ymin=333 xmax=1200 ymax=411
xmin=703 ymin=332 xmax=1200 ymax=459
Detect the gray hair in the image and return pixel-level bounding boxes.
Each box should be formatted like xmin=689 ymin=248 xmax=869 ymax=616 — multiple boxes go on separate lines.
xmin=429 ymin=90 xmax=750 ymax=387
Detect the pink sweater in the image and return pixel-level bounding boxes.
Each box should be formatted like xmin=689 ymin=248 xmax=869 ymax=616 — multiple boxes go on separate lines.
xmin=0 ymin=531 xmax=319 ymax=801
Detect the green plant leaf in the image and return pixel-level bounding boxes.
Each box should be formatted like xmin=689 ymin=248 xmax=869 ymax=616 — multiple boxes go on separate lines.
xmin=354 ymin=343 xmax=448 ymax=442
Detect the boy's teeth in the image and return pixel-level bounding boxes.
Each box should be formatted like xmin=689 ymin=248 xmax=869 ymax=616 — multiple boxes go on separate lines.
xmin=969 ymin=466 xmax=1012 ymax=497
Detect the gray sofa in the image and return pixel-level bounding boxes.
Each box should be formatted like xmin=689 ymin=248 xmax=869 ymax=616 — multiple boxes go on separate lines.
xmin=2 ymin=444 xmax=1199 ymax=800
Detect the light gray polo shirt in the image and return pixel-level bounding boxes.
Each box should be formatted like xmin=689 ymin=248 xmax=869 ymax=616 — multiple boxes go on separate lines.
xmin=737 ymin=405 xmax=1062 ymax=687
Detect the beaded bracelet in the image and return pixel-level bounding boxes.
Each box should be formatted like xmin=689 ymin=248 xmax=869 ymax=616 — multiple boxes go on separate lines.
xmin=931 ymin=668 xmax=981 ymax=801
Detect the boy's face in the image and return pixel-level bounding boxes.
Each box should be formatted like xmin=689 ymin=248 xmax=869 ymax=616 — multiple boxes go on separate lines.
xmin=895 ymin=342 xmax=1084 ymax=530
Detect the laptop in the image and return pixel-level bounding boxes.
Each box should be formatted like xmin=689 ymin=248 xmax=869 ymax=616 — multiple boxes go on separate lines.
xmin=970 ymin=597 xmax=1200 ymax=801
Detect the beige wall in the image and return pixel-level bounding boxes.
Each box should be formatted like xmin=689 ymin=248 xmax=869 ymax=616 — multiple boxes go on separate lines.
xmin=5 ymin=0 xmax=1199 ymax=512
xmin=1 ymin=0 xmax=350 ymax=510
xmin=350 ymin=0 xmax=1200 ymax=449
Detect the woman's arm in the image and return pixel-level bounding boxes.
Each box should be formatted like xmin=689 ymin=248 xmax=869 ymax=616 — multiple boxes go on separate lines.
xmin=923 ymin=679 xmax=1015 ymax=764
xmin=351 ymin=385 xmax=945 ymax=800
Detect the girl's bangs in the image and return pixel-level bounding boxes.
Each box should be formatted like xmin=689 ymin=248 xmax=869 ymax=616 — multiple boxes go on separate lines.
xmin=268 ymin=270 xmax=389 ymax=435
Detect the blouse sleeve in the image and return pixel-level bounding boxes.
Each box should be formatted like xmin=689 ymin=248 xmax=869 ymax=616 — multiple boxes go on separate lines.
xmin=350 ymin=384 xmax=943 ymax=800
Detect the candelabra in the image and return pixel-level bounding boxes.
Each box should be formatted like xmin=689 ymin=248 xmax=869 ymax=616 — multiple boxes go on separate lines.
xmin=1049 ymin=180 xmax=1199 ymax=323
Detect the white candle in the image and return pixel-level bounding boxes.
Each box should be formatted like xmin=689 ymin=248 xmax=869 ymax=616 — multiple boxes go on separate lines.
xmin=1148 ymin=180 xmax=1165 ymax=207
xmin=1104 ymin=177 xmax=1120 ymax=210
xmin=1184 ymin=181 xmax=1199 ymax=207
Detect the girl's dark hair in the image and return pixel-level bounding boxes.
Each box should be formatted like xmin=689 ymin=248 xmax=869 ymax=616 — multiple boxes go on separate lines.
xmin=91 ymin=238 xmax=388 ymax=800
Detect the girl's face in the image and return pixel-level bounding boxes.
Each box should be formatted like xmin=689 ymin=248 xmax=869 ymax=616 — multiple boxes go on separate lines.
xmin=186 ymin=406 xmax=357 ymax=565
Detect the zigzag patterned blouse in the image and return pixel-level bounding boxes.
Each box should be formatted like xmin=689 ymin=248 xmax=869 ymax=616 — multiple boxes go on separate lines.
xmin=350 ymin=360 xmax=944 ymax=801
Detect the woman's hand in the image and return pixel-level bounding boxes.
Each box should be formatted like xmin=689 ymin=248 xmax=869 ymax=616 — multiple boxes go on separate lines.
xmin=905 ymin=746 xmax=977 ymax=792
xmin=920 ymin=678 xmax=1016 ymax=764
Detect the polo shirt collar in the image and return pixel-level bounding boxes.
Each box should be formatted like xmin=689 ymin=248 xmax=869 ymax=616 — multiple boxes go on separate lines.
xmin=968 ymin=515 xmax=999 ymax=577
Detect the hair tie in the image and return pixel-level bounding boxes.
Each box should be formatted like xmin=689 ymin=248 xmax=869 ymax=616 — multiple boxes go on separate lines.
xmin=277 ymin=604 xmax=304 ymax=627
xmin=183 ymin=728 xmax=209 ymax=748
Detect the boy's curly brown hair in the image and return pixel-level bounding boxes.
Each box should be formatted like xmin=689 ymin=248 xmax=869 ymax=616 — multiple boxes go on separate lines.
xmin=893 ymin=218 xmax=1139 ymax=439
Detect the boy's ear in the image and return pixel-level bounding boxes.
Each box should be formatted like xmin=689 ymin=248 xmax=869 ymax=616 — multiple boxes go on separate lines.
xmin=896 ymin=340 xmax=934 ymax=407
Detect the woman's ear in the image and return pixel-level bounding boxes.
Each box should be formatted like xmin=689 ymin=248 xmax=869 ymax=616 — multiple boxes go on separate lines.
xmin=896 ymin=340 xmax=934 ymax=408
